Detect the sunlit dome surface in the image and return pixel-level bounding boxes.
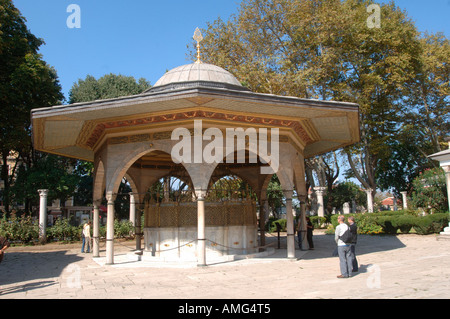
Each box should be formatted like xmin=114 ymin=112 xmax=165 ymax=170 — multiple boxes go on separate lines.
xmin=148 ymin=63 xmax=247 ymax=92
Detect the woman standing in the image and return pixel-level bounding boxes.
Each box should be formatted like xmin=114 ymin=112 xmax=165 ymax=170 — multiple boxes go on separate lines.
xmin=82 ymin=221 xmax=92 ymax=253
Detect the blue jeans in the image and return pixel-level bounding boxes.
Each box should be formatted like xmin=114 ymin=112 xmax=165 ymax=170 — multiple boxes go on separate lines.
xmin=338 ymin=245 xmax=354 ymax=277
xmin=82 ymin=236 xmax=91 ymax=253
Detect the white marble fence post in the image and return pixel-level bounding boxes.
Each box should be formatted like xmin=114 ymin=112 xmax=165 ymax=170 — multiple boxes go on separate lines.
xmin=38 ymin=189 xmax=49 ymax=244
xmin=314 ymin=187 xmax=326 ymax=217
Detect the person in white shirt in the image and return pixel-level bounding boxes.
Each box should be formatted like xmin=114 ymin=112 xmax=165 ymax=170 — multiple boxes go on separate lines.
xmin=335 ymin=215 xmax=354 ymax=278
xmin=82 ymin=221 xmax=92 ymax=253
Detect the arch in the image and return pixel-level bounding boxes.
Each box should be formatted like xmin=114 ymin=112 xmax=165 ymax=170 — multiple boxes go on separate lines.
xmin=104 ymin=142 xmax=176 ymax=198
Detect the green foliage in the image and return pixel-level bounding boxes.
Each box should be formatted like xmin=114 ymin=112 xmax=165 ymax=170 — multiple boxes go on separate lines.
xmin=309 ymin=216 xmax=329 ymax=229
xmin=0 ymin=0 xmax=63 ymax=211
xmin=198 ymin=0 xmax=449 ymax=199
xmin=113 ymin=220 xmax=134 ymax=238
xmin=326 ymin=181 xmax=366 ymax=210
xmin=410 ymin=168 xmax=448 ymax=214
xmin=413 ymin=214 xmax=449 ymax=235
xmin=0 ymin=214 xmax=135 ymax=244
xmin=10 ymin=154 xmax=80 ymax=207
xmin=266 ymin=218 xmax=286 ymax=233
xmin=46 ymin=218 xmax=81 ymax=242
xmin=267 ymin=175 xmax=284 ymax=219
xmin=0 ymin=213 xmax=39 ymax=243
xmin=68 ymin=74 xmax=151 ymax=104
xmin=328 ymin=211 xmax=449 ymax=235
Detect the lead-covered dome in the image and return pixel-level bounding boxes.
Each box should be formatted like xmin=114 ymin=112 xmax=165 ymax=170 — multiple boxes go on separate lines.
xmin=147 ymin=63 xmax=249 ymax=93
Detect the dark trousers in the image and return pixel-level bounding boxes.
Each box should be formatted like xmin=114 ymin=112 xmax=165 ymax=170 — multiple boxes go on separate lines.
xmin=307 ymin=230 xmax=314 ymax=249
xmin=350 ymin=244 xmax=358 ymax=271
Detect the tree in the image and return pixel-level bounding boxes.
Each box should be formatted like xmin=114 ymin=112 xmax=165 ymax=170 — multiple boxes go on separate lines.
xmin=68 ymin=73 xmax=151 ymax=104
xmin=0 ymin=0 xmax=64 ymax=211
xmin=325 ymin=181 xmax=366 ymax=212
xmin=400 ymin=33 xmax=450 ymax=155
xmin=67 ymin=73 xmax=151 ymax=207
xmin=410 ymin=168 xmax=448 ymax=214
xmin=196 ymin=0 xmax=431 ymax=201
xmin=10 ymin=155 xmax=79 ymax=211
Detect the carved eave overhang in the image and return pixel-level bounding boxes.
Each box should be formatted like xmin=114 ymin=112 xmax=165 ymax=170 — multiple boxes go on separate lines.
xmin=31 ymin=84 xmax=360 ymax=162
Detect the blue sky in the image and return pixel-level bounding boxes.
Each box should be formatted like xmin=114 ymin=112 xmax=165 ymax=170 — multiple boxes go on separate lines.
xmin=12 ymin=0 xmax=450 ymax=103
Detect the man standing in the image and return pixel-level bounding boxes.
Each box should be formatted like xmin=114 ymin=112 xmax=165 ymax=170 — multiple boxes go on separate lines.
xmin=335 ymin=215 xmax=354 ymax=278
xmin=348 ymin=216 xmax=358 ymax=273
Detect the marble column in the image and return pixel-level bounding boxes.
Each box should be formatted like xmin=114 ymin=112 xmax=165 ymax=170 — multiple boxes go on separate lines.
xmin=314 ymin=187 xmax=327 ymax=217
xmin=129 ymin=193 xmax=136 ymax=227
xmin=106 ymin=191 xmax=115 ymax=265
xmin=92 ymin=201 xmax=100 ymax=257
xmin=38 ymin=189 xmax=49 ymax=244
xmin=366 ymin=189 xmax=374 ymax=213
xmin=284 ymin=190 xmax=295 ymax=259
xmin=197 ymin=190 xmax=207 ymax=266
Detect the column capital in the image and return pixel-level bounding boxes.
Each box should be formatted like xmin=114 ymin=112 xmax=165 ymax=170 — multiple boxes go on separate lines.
xmin=283 ymin=189 xmax=293 ymax=199
xmin=313 ymin=186 xmax=327 ymax=195
xmin=298 ymin=194 xmax=308 ymax=203
xmin=106 ymin=191 xmax=116 ymax=203
xmin=38 ymin=189 xmax=49 ymax=197
xmin=365 ymin=188 xmax=373 ymax=194
xmin=195 ymin=189 xmax=207 ymax=200
xmin=93 ymin=199 xmax=102 ymax=207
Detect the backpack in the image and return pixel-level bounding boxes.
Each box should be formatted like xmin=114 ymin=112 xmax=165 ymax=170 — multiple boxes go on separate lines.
xmin=339 ymin=225 xmax=353 ymax=244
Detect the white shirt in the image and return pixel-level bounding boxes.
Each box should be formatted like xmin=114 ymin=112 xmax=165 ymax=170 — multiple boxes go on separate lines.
xmin=83 ymin=224 xmax=91 ymax=238
xmin=335 ymin=223 xmax=349 ymax=246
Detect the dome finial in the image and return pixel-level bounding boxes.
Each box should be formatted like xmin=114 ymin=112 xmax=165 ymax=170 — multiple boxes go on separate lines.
xmin=193 ymin=27 xmax=203 ymax=64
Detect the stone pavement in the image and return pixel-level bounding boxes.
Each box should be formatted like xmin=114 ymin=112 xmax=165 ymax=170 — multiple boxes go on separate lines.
xmin=1 ymin=231 xmax=449 ymax=299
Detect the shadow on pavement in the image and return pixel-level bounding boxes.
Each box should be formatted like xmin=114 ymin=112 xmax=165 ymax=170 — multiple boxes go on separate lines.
xmin=302 ymin=233 xmax=406 ymax=260
xmin=265 ymin=232 xmax=407 ymax=260
xmin=0 ymin=250 xmax=83 ymax=295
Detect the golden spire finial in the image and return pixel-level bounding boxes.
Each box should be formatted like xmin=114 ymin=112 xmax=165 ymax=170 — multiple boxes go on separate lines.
xmin=193 ymin=27 xmax=203 ymax=64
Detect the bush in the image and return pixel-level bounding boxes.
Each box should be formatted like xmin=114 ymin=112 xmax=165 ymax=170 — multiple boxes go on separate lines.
xmin=309 ymin=216 xmax=329 ymax=229
xmin=0 ymin=213 xmax=39 ymax=243
xmin=392 ymin=215 xmax=415 ymax=234
xmin=326 ymin=211 xmax=448 ymax=235
xmin=47 ymin=218 xmax=81 ymax=242
xmin=411 ymin=167 xmax=448 ymax=214
xmin=114 ymin=220 xmax=134 ymax=238
xmin=413 ymin=213 xmax=449 ymax=235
